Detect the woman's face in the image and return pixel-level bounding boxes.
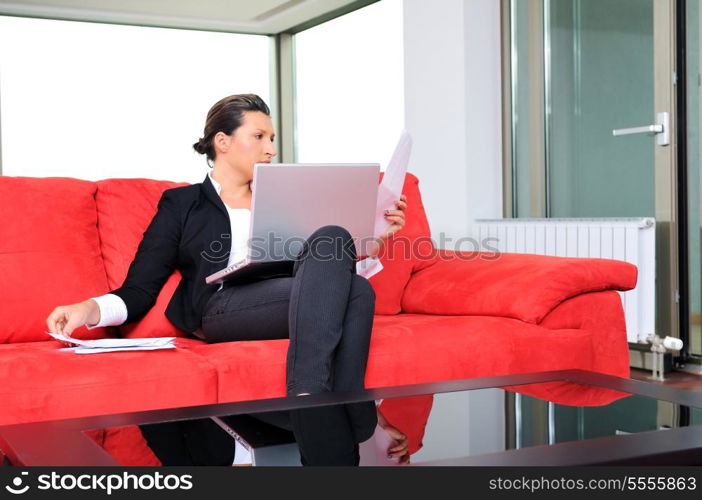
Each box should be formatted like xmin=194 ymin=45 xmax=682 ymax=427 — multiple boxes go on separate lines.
xmin=215 ymin=111 xmax=277 ymax=178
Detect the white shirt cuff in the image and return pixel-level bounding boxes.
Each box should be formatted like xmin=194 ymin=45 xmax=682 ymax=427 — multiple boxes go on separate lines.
xmin=356 ymin=257 xmax=383 ymax=279
xmin=87 ymin=294 xmax=128 ymax=329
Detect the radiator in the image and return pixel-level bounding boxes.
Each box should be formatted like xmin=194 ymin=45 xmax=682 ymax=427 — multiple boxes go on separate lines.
xmin=472 ymin=218 xmax=655 ymax=343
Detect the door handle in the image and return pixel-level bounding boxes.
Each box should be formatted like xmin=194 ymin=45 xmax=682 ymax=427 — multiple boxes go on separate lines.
xmin=612 ymin=111 xmax=669 ymax=146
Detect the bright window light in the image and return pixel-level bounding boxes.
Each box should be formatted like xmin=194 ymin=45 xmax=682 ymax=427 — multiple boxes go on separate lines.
xmin=294 ymin=0 xmax=404 ymax=170
xmin=0 ymin=16 xmax=270 ymax=183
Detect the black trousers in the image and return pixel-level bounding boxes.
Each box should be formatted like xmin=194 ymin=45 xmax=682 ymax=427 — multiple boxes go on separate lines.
xmin=200 ymin=225 xmax=377 ymax=465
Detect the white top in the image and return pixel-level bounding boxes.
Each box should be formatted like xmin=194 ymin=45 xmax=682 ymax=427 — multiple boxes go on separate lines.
xmin=227 ymin=207 xmax=250 ymax=268
xmin=89 ymin=172 xmax=383 ymax=329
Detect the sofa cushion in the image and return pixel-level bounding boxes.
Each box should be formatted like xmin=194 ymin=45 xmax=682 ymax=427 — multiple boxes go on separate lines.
xmin=188 ymin=313 xmax=622 ymax=407
xmin=0 ymin=177 xmax=111 ymax=343
xmin=368 ymin=173 xmax=435 ymax=314
xmin=370 ymin=314 xmax=627 ymax=407
xmin=401 ymin=251 xmax=638 ymax=324
xmin=95 ymin=179 xmax=188 ymax=338
xmin=365 ymin=315 xmax=595 ymax=387
xmin=0 ymin=338 xmax=217 ymax=425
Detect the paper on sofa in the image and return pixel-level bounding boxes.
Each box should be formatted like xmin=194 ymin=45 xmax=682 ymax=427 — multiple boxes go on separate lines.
xmin=47 ymin=331 xmax=176 ymax=353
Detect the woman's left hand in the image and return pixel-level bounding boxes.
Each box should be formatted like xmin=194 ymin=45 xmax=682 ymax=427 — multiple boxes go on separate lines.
xmin=366 ymin=195 xmax=408 ymax=258
xmin=380 ymin=194 xmax=408 ymax=241
xmin=376 ymin=407 xmax=410 ymax=465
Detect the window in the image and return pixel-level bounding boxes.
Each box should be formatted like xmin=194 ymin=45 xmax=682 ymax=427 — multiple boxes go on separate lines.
xmin=294 ymin=0 xmax=404 ymax=169
xmin=0 ymin=16 xmax=270 ymax=183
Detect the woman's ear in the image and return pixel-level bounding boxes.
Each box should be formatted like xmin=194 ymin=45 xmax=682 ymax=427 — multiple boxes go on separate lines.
xmin=213 ymin=131 xmax=231 ymax=155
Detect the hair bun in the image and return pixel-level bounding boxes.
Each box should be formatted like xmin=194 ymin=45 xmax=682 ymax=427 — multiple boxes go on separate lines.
xmin=193 ymin=138 xmax=206 ymax=155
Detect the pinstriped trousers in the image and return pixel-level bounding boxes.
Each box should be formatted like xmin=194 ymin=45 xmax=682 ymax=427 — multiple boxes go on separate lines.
xmin=201 ymin=225 xmax=378 ymax=465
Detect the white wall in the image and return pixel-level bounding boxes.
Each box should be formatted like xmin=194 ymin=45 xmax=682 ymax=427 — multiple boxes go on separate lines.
xmin=403 ymin=0 xmax=503 ymax=245
xmin=402 ymin=0 xmax=505 ymax=461
xmin=411 ymin=389 xmax=506 ymax=463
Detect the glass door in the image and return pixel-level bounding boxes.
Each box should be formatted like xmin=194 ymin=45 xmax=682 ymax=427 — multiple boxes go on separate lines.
xmin=687 ymin=0 xmax=702 ymax=357
xmin=547 ymin=0 xmax=656 ymax=219
xmin=508 ymin=0 xmax=680 ymax=346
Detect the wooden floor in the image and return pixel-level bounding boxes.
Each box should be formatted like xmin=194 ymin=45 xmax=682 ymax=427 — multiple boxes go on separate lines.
xmin=631 ymin=367 xmax=702 ymax=393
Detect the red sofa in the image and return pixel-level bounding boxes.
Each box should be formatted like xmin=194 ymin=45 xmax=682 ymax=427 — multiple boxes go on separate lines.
xmin=0 ymin=173 xmax=637 ymax=465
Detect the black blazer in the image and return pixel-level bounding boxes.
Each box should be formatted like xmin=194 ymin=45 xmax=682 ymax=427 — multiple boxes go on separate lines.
xmin=110 ymin=174 xmax=233 ymax=333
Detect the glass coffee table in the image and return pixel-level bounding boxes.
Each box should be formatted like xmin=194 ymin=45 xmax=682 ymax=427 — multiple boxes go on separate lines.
xmin=1 ymin=370 xmax=701 ymax=466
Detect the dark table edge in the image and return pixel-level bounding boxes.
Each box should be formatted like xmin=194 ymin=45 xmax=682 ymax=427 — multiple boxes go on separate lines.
xmin=1 ymin=369 xmax=700 ymax=466
xmin=415 ymin=424 xmax=702 ymax=466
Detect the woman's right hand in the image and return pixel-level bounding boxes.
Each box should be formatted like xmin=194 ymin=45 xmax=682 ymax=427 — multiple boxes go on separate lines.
xmin=46 ymin=299 xmax=101 ymax=336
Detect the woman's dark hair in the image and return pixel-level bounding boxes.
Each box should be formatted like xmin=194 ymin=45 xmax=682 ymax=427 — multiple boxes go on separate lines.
xmin=193 ymin=94 xmax=270 ymax=164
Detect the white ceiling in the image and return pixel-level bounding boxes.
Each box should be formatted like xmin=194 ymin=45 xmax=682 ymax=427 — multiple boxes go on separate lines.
xmin=0 ymin=0 xmax=374 ymax=34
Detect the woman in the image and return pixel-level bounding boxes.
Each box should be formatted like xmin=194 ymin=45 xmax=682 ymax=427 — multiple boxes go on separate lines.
xmin=46 ymin=94 xmax=409 ymax=466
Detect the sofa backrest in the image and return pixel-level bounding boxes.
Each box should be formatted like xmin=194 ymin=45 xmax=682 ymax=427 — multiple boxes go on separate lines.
xmin=95 ymin=178 xmax=188 ymax=339
xmin=0 ymin=173 xmax=434 ymax=342
xmin=0 ymin=177 xmax=112 ymax=343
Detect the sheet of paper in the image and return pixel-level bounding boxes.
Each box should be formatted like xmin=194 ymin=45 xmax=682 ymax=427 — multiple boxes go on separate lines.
xmin=356 ymin=257 xmax=384 ymax=279
xmin=374 ymin=130 xmax=413 ymax=239
xmin=47 ymin=331 xmax=175 ymax=348
xmin=72 ymin=344 xmax=176 ymax=354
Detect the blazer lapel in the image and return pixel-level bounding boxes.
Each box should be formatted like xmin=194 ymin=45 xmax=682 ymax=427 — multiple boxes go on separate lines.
xmin=201 ymin=174 xmax=228 ymax=218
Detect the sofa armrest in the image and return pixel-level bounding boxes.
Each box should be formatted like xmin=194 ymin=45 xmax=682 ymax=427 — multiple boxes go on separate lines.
xmin=542 ymin=289 xmax=631 ymax=374
xmin=502 ymin=290 xmax=632 ymax=406
xmin=401 ymin=251 xmax=637 ymax=324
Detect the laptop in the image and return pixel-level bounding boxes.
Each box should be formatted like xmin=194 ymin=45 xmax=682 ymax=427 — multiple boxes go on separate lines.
xmin=205 ymin=163 xmax=380 ymax=285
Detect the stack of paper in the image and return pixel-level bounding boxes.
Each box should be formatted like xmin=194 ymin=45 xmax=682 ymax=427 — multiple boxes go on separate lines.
xmin=47 ymin=331 xmax=176 ymax=354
